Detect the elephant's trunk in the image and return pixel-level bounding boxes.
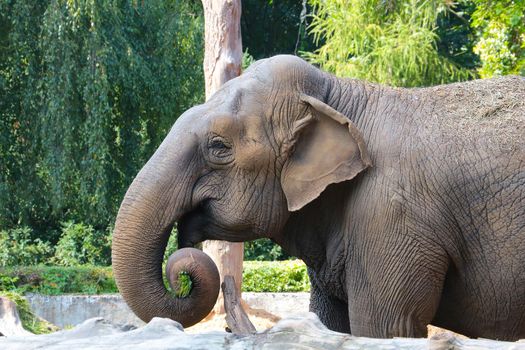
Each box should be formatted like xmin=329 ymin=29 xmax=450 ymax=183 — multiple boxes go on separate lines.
xmin=111 ymin=123 xmax=219 ymax=328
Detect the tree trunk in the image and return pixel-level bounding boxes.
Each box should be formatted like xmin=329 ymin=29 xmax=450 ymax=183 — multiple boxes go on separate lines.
xmin=201 ymin=0 xmax=243 ymax=315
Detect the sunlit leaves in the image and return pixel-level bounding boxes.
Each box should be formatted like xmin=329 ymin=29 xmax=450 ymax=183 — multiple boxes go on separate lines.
xmin=305 ymin=0 xmax=472 ymax=87
xmin=470 ymin=0 xmax=525 ymax=77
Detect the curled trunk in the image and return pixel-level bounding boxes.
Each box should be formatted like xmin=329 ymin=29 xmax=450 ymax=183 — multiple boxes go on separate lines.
xmin=112 ymin=141 xmax=219 ymax=328
xmin=165 ymin=248 xmax=220 ymax=326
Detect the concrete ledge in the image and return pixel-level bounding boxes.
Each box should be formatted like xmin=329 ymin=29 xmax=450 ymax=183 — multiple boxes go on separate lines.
xmin=26 ymin=293 xmax=310 ymax=328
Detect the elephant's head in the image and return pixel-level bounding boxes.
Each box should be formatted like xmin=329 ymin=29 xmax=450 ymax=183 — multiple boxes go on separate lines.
xmin=112 ymin=55 xmax=371 ymax=327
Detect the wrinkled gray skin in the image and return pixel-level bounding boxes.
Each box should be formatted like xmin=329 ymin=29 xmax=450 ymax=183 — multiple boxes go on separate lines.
xmin=112 ymin=55 xmax=525 ymax=340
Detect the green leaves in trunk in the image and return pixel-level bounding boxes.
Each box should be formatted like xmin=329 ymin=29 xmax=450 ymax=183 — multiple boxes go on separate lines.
xmin=174 ymin=272 xmax=193 ymax=298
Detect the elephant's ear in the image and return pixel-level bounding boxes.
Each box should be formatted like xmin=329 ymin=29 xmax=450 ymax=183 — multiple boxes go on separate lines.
xmin=281 ymin=94 xmax=372 ymax=211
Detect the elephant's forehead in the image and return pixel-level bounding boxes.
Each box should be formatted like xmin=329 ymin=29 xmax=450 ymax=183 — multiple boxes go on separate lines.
xmin=207 ymin=115 xmax=240 ymax=134
xmin=210 ymin=76 xmax=268 ymax=109
xmin=207 ymin=113 xmax=265 ymax=136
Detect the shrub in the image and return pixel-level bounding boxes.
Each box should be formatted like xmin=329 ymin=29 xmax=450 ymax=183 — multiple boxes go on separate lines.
xmin=0 ymin=227 xmax=53 ymax=267
xmin=0 ymin=266 xmax=117 ymax=295
xmin=1 ymin=261 xmax=310 ymax=294
xmin=52 ymin=222 xmax=111 ymax=266
xmin=242 ymin=260 xmax=310 ymax=292
xmin=163 ymin=228 xmax=291 ymax=262
xmin=244 ymin=239 xmax=291 ymax=261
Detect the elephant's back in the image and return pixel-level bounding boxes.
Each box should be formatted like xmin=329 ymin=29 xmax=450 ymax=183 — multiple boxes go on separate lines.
xmin=413 ymin=75 xmax=525 ymax=152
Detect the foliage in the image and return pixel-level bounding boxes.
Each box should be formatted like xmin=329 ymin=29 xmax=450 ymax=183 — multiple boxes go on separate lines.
xmin=469 ymin=0 xmax=525 ymax=77
xmin=52 ymin=222 xmax=111 ymax=266
xmin=242 ymin=49 xmax=256 ymax=70
xmin=0 ymin=0 xmax=204 ymax=239
xmin=241 ymin=0 xmax=318 ymax=59
xmin=0 ymin=1 xmax=50 ymax=234
xmin=1 ymin=261 xmax=310 ymax=294
xmin=244 ymin=239 xmax=291 ymax=261
xmin=0 ymin=274 xmax=20 ymax=290
xmin=436 ymin=1 xmax=480 ymax=70
xmin=164 ymin=227 xmax=179 ymax=261
xmin=242 ymin=260 xmax=310 ymax=292
xmin=0 ymin=265 xmax=117 ymax=294
xmin=306 ymin=0 xmax=472 ymax=87
xmin=0 ymin=227 xmax=53 ymax=267
xmin=164 ymin=226 xmax=289 ymax=262
xmin=0 ymin=291 xmax=59 ymax=334
xmin=174 ymin=272 xmax=193 ymax=298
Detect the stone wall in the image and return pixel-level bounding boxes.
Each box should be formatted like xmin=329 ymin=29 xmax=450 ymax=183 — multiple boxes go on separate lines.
xmin=26 ymin=293 xmax=310 ymax=328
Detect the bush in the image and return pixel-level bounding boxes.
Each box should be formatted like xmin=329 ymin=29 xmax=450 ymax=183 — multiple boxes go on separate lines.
xmin=244 ymin=239 xmax=291 ymax=261
xmin=0 ymin=266 xmax=117 ymax=295
xmin=1 ymin=261 xmax=310 ymax=294
xmin=242 ymin=260 xmax=310 ymax=292
xmin=0 ymin=227 xmax=53 ymax=267
xmin=52 ymin=222 xmax=111 ymax=266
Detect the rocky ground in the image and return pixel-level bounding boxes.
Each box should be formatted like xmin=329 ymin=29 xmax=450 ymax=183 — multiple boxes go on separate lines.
xmin=187 ymin=307 xmax=462 ymax=337
xmin=2 ymin=313 xmax=524 ymax=350
xmin=3 ymin=294 xmax=525 ymax=349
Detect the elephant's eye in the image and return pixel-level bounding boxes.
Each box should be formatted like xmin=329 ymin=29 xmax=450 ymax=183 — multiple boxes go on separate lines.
xmin=207 ymin=136 xmax=233 ymax=164
xmin=209 ymin=139 xmax=230 ymax=151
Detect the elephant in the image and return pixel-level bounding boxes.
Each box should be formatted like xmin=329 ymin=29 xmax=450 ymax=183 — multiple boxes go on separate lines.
xmin=112 ymin=55 xmax=525 ymax=340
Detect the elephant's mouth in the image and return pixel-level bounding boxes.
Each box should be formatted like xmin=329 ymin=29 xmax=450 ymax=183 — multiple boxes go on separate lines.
xmin=177 ymin=201 xmax=260 ymax=246
xmin=177 ymin=205 xmax=208 ymax=248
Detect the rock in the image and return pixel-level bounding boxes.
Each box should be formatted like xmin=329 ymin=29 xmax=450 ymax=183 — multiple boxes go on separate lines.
xmin=0 ymin=297 xmax=33 ymax=337
xmin=1 ymin=313 xmax=524 ymax=350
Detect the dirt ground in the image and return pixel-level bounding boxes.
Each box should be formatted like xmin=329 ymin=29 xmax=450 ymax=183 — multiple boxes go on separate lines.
xmin=185 ymin=305 xmax=279 ymax=334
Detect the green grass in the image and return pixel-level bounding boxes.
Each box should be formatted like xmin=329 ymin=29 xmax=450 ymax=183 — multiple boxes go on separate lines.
xmin=0 ymin=260 xmax=310 ymax=295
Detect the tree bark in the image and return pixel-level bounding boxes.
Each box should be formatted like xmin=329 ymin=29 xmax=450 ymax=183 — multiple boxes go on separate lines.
xmin=222 ymin=275 xmax=256 ymax=335
xmin=201 ymin=0 xmax=243 ymax=315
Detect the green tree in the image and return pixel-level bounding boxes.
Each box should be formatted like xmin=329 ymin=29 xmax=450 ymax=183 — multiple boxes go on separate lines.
xmin=470 ymin=0 xmax=525 ymax=77
xmin=0 ymin=1 xmax=51 ymax=233
xmin=436 ymin=1 xmax=480 ymax=71
xmin=241 ymin=0 xmax=318 ymax=59
xmin=0 ymin=0 xmax=204 ymax=239
xmin=306 ymin=0 xmax=472 ymax=87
